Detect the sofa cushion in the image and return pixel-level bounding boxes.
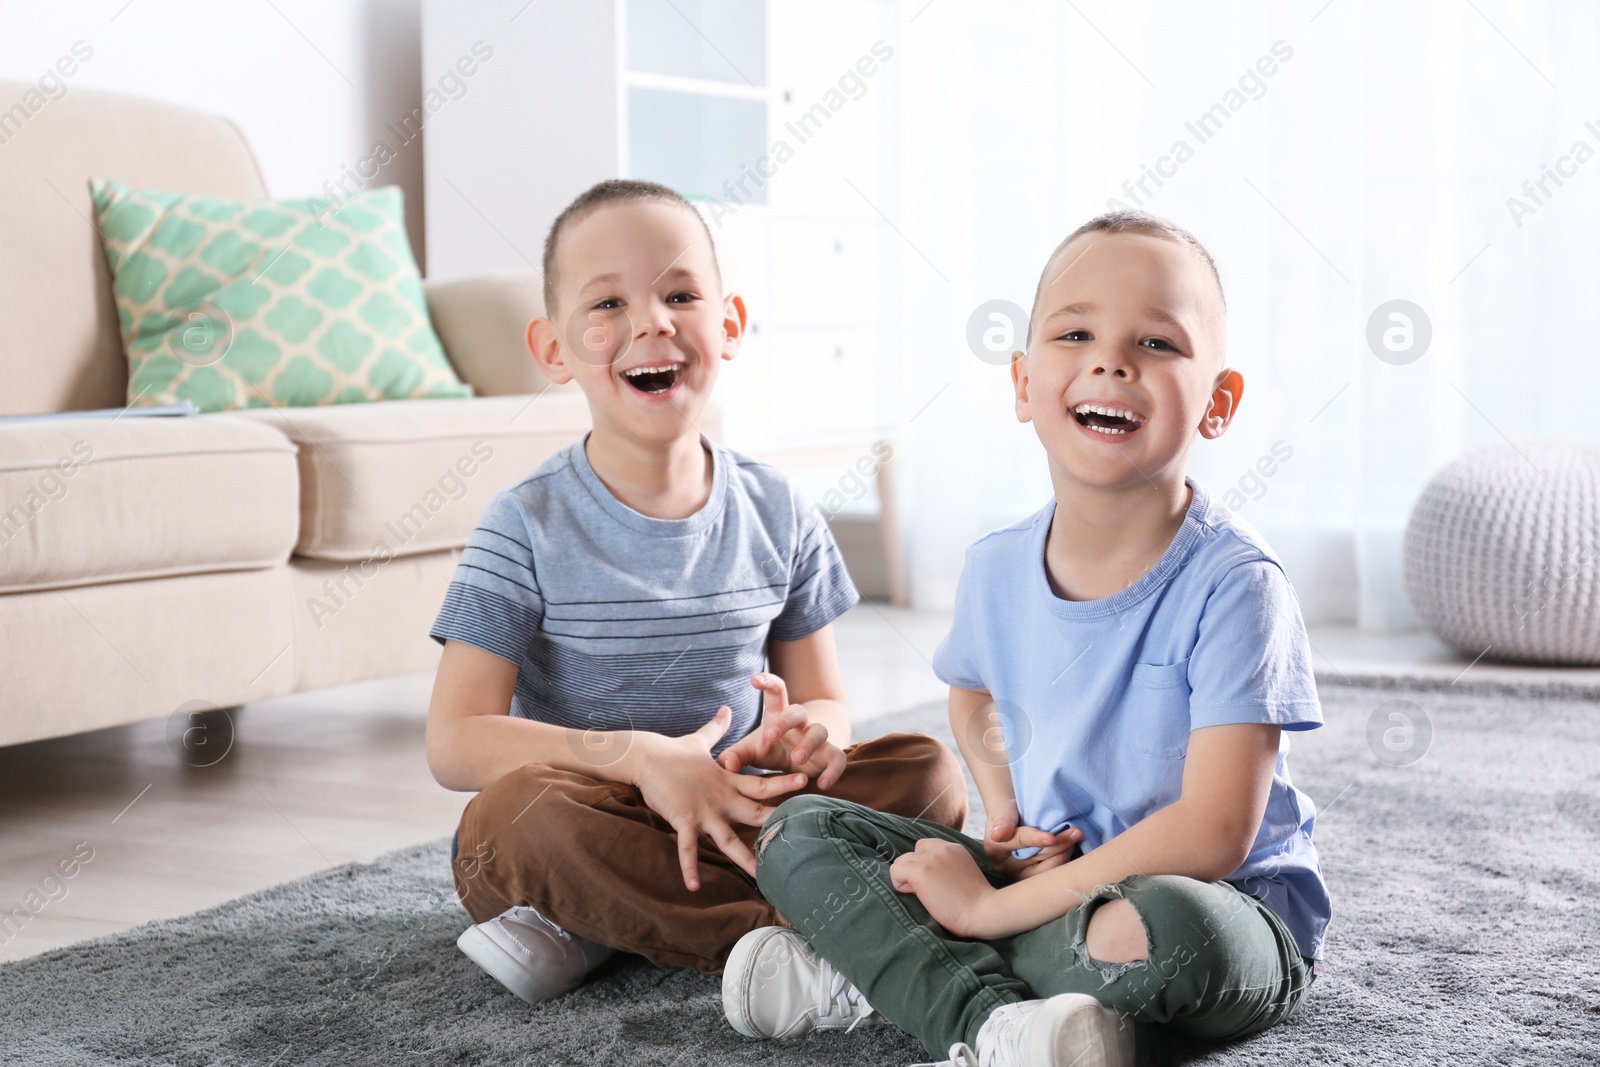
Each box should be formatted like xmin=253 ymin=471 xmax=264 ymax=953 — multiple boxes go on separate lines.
xmin=0 ymin=565 xmax=296 ymax=747
xmin=424 ymin=273 xmax=572 ymax=396
xmin=0 ymin=414 xmax=299 ymax=593
xmin=288 ymin=550 xmax=457 ymax=692
xmin=230 ymin=392 xmax=592 ymax=562
xmin=88 ymin=179 xmax=471 ymax=413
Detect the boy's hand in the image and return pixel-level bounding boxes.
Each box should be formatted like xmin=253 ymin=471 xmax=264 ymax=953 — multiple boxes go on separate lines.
xmin=626 ymin=706 xmax=808 ymax=892
xmin=890 ymin=839 xmax=999 ymax=938
xmin=716 ymin=673 xmax=848 ymax=790
xmin=982 ymin=798 xmax=1083 ymax=881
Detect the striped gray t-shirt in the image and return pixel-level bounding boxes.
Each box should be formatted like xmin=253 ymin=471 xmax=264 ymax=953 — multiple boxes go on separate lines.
xmin=429 ymin=436 xmax=859 ymax=754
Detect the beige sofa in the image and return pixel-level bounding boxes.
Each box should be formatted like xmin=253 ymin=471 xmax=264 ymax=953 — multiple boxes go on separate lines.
xmin=0 ymin=82 xmax=593 ymax=747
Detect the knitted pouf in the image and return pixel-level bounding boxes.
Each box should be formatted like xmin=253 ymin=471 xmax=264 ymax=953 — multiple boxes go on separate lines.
xmin=1404 ymin=443 xmax=1600 ymax=665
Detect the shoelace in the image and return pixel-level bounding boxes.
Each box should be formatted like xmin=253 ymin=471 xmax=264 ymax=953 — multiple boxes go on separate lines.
xmin=506 ymin=906 xmax=572 ymax=943
xmin=816 ymin=958 xmax=875 ymax=1032
xmin=909 ymin=1043 xmax=979 ymax=1067
xmin=910 ymin=1002 xmax=1032 ymax=1067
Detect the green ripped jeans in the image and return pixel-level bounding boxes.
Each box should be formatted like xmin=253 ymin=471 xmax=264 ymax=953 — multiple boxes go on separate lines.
xmin=754 ymin=794 xmax=1318 ymax=1057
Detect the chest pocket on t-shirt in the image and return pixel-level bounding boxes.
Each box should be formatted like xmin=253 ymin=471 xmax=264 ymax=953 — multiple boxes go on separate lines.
xmin=1128 ymin=659 xmax=1192 ymax=760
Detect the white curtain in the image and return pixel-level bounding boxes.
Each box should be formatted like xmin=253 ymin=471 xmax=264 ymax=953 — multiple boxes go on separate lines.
xmin=887 ymin=0 xmax=1600 ymax=627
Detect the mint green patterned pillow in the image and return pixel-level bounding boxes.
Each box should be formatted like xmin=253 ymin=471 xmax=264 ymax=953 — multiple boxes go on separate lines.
xmin=89 ymin=178 xmax=472 ymax=413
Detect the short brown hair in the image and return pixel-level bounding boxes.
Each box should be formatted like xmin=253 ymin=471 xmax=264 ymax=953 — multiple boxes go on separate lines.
xmin=1028 ymin=209 xmax=1225 ymax=345
xmin=541 ymin=178 xmax=720 ymax=315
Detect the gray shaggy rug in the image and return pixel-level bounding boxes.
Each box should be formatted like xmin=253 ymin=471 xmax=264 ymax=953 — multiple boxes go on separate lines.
xmin=2 ymin=683 xmax=1597 ymax=1066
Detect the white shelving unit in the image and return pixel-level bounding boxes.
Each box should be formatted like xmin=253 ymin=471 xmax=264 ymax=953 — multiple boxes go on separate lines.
xmin=619 ymin=0 xmax=771 ymax=202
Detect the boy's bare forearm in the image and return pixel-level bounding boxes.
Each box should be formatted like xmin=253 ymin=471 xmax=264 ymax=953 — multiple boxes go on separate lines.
xmin=428 ymin=714 xmax=643 ymax=793
xmin=947 ymin=687 xmax=1018 ymax=816
xmin=968 ymin=799 xmax=1246 ymax=938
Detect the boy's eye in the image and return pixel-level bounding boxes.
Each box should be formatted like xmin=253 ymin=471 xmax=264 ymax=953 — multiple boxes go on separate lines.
xmin=1054 ymin=330 xmax=1179 ymax=351
xmin=594 ymin=297 xmax=622 ymax=310
xmin=667 ymin=291 xmax=697 ymax=304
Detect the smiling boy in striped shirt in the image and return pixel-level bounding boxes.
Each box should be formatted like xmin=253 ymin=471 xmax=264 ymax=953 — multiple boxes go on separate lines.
xmin=423 ymin=179 xmax=966 ymax=1007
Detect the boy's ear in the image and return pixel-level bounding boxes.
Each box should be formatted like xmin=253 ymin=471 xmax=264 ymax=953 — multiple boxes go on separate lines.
xmin=720 ymin=292 xmax=748 ymax=361
xmin=526 ymin=315 xmax=575 ymax=385
xmin=1198 ymin=368 xmax=1244 ymax=439
xmin=1010 ymin=351 xmax=1032 ymax=423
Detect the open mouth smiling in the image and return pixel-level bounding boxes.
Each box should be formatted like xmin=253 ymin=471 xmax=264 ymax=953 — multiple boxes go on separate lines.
xmin=1071 ymin=402 xmax=1146 ymax=436
xmin=621 ymin=363 xmax=682 ymax=394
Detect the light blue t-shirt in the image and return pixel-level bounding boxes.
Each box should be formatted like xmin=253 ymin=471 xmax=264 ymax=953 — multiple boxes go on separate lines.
xmin=931 ymin=479 xmax=1332 ymax=961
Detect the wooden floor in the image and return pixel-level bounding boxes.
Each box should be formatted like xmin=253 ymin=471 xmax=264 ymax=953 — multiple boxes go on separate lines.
xmin=3 ymin=605 xmax=1588 ymax=964
xmin=0 ymin=604 xmax=952 ymax=963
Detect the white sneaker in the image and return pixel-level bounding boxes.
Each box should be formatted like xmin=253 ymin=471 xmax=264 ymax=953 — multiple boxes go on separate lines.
xmin=456 ymin=905 xmax=613 ymax=1005
xmin=722 ymin=926 xmax=880 ymax=1038
xmin=913 ymin=993 xmax=1136 ymax=1067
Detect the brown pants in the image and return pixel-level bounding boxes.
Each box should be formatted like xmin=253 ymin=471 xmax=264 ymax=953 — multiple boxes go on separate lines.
xmin=450 ymin=732 xmax=968 ymax=974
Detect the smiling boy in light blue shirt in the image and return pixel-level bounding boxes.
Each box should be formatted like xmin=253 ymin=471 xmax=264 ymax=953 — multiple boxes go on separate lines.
xmin=719 ymin=211 xmax=1330 ymax=1067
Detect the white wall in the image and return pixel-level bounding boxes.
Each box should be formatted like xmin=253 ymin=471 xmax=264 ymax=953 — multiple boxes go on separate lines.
xmin=0 ymin=0 xmax=430 ymax=270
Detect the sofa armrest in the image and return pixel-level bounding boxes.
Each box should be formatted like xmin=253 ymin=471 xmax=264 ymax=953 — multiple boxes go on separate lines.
xmin=424 ymin=272 xmax=570 ymax=397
